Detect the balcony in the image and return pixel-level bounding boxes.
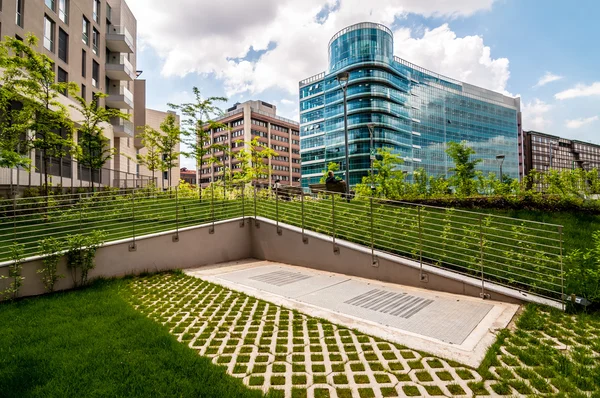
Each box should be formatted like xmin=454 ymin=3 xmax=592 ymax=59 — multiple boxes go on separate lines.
xmin=111 ymin=116 xmax=134 ymax=138
xmin=106 ymin=54 xmax=135 ymax=81
xmin=106 ymin=86 xmax=134 ymax=109
xmin=106 ymin=25 xmax=134 ymax=53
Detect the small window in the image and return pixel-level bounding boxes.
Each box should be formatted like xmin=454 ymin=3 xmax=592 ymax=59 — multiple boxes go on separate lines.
xmin=57 ymin=67 xmax=68 ymax=96
xmin=92 ymin=28 xmax=99 ymax=54
xmin=58 ymin=0 xmax=68 ymax=24
xmin=58 ymin=28 xmax=68 ymax=62
xmin=44 ymin=15 xmax=55 ymax=52
xmin=15 ymin=0 xmax=24 ymax=27
xmin=45 ymin=0 xmax=55 ymax=11
xmin=92 ymin=60 xmax=99 ymax=88
xmin=92 ymin=0 xmax=100 ymax=23
xmin=82 ymin=16 xmax=90 ymax=45
xmin=81 ymin=84 xmax=86 ymax=101
xmin=81 ymin=49 xmax=86 ymax=77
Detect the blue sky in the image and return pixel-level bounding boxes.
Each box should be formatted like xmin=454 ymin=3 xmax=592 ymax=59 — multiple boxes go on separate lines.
xmin=127 ymin=0 xmax=600 ymax=169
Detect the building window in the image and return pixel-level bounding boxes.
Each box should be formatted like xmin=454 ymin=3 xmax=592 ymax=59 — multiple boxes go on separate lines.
xmin=57 ymin=67 xmax=67 ymax=96
xmin=58 ymin=0 xmax=68 ymax=23
xmin=45 ymin=0 xmax=55 ymax=11
xmin=82 ymin=17 xmax=90 ymax=45
xmin=58 ymin=28 xmax=68 ymax=62
xmin=92 ymin=28 xmax=99 ymax=54
xmin=81 ymin=84 xmax=86 ymax=101
xmin=43 ymin=16 xmax=55 ymax=52
xmin=92 ymin=0 xmax=100 ymax=23
xmin=15 ymin=0 xmax=24 ymax=27
xmin=92 ymin=60 xmax=99 ymax=88
xmin=81 ymin=49 xmax=86 ymax=77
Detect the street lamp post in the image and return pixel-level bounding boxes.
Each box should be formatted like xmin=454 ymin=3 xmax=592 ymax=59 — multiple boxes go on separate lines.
xmin=336 ymin=71 xmax=350 ymax=197
xmin=367 ymin=123 xmax=375 ymax=191
xmin=496 ymin=154 xmax=505 ymax=182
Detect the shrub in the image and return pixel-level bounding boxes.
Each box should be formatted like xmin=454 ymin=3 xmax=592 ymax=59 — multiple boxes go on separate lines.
xmin=66 ymin=230 xmax=106 ymax=287
xmin=565 ymin=231 xmax=600 ymax=304
xmin=39 ymin=237 xmax=64 ymax=293
xmin=0 ymin=243 xmax=25 ymax=300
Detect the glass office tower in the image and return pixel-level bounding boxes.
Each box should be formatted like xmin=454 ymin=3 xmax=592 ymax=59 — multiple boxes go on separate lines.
xmin=299 ymin=22 xmax=521 ymax=187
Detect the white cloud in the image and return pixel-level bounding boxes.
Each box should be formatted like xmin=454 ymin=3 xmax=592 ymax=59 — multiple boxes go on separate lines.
xmin=534 ymin=72 xmax=563 ymax=88
xmin=555 ymin=82 xmax=600 ymax=100
xmin=521 ymin=99 xmax=552 ymax=131
xmin=127 ymin=0 xmax=500 ymax=97
xmin=280 ymin=99 xmax=295 ymax=105
xmin=566 ymin=116 xmax=599 ymax=129
xmin=392 ymin=24 xmax=510 ymax=95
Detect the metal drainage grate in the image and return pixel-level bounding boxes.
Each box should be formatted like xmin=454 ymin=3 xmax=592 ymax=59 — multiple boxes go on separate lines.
xmin=344 ymin=289 xmax=434 ymax=319
xmin=249 ymin=270 xmax=312 ymax=287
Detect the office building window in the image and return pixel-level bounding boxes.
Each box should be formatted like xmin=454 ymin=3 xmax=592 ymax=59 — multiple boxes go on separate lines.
xmin=81 ymin=49 xmax=86 ymax=77
xmin=58 ymin=28 xmax=68 ymax=62
xmin=81 ymin=84 xmax=86 ymax=101
xmin=57 ymin=67 xmax=67 ymax=96
xmin=44 ymin=16 xmax=55 ymax=52
xmin=92 ymin=0 xmax=100 ymax=23
xmin=82 ymin=17 xmax=89 ymax=45
xmin=92 ymin=28 xmax=99 ymax=54
xmin=45 ymin=0 xmax=55 ymax=11
xmin=58 ymin=0 xmax=68 ymax=23
xmin=15 ymin=0 xmax=24 ymax=27
xmin=92 ymin=60 xmax=99 ymax=88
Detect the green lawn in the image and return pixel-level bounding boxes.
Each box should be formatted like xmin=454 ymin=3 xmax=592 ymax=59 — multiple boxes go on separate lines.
xmin=0 ymin=277 xmax=269 ymax=398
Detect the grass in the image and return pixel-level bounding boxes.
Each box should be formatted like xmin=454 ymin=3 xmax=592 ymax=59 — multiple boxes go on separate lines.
xmin=0 ymin=278 xmax=266 ymax=398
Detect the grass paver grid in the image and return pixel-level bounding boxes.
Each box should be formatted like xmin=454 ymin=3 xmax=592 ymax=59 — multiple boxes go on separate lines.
xmin=128 ymin=273 xmax=511 ymax=397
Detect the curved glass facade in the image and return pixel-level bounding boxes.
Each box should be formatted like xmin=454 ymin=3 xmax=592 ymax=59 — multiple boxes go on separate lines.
xmin=299 ymin=22 xmax=521 ymax=187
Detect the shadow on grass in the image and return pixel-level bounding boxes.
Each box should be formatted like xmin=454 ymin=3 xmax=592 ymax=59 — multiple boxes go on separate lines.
xmin=0 ymin=278 xmax=272 ymax=398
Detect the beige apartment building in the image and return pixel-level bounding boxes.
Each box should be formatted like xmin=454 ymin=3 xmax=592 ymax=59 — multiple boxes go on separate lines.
xmin=0 ymin=0 xmax=179 ymax=195
xmin=199 ymin=100 xmax=301 ymax=188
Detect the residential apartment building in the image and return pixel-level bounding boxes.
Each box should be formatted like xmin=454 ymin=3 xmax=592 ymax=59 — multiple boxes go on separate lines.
xmin=199 ymin=100 xmax=301 ymax=188
xmin=299 ymin=22 xmax=522 ymax=187
xmin=179 ymin=168 xmax=196 ymax=185
xmin=0 ymin=0 xmax=151 ymax=192
xmin=521 ymin=130 xmax=600 ymax=175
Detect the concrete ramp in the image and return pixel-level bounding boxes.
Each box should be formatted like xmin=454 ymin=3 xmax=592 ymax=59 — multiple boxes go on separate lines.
xmin=187 ymin=260 xmax=519 ymax=367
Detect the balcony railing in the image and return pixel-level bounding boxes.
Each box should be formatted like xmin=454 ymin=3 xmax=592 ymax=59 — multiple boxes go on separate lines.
xmin=106 ymin=26 xmax=134 ymax=53
xmin=106 ymin=54 xmax=135 ymax=81
xmin=106 ymin=86 xmax=134 ymax=109
xmin=111 ymin=116 xmax=134 ymax=137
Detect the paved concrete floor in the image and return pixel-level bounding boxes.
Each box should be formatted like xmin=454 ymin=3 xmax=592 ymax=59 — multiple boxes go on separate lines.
xmin=186 ymin=259 xmax=519 ymax=368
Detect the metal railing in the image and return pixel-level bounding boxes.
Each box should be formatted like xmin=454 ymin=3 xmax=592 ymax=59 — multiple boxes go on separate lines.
xmin=0 ymin=184 xmax=564 ymax=305
xmin=0 ymin=159 xmax=158 ymax=195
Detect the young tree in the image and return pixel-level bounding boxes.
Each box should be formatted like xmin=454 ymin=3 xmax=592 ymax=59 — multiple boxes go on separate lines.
xmin=0 ymin=35 xmax=77 ymax=196
xmin=446 ymin=141 xmax=482 ymax=197
xmin=158 ymin=113 xmax=182 ymax=189
xmin=355 ymin=148 xmax=405 ymax=199
xmin=233 ymin=137 xmax=277 ymax=186
xmin=71 ymin=93 xmax=130 ymax=192
xmin=168 ymin=87 xmax=227 ymax=199
xmin=136 ymin=126 xmax=162 ymax=187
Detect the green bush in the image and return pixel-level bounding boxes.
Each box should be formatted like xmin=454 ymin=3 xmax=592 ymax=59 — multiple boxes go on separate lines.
xmin=38 ymin=237 xmax=64 ymax=293
xmin=66 ymin=230 xmax=106 ymax=287
xmin=565 ymin=231 xmax=600 ymax=304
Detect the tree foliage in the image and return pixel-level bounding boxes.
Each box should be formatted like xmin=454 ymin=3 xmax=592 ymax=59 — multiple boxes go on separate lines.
xmin=158 ymin=113 xmax=182 ymax=188
xmin=233 ymin=137 xmax=277 ymax=185
xmin=168 ymin=87 xmax=227 ymax=198
xmin=136 ymin=126 xmax=162 ymax=186
xmin=446 ymin=141 xmax=482 ymax=197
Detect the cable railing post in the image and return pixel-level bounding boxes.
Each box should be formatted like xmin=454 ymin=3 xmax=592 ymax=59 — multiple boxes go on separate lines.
xmin=254 ymin=185 xmax=259 ymax=228
xmin=332 ymin=193 xmax=339 ymax=254
xmin=479 ymin=214 xmax=489 ymax=299
xmin=559 ymin=225 xmax=564 ymax=310
xmin=173 ymin=187 xmax=180 ymax=242
xmin=129 ymin=190 xmax=136 ymax=252
xmin=240 ymin=183 xmax=245 ymax=227
xmin=12 ymin=196 xmax=17 ymax=246
xmin=301 ymin=190 xmax=308 ymax=244
xmin=370 ymin=197 xmax=378 ymax=267
xmin=78 ymin=193 xmax=83 ymax=235
xmin=209 ymin=184 xmax=215 ymax=234
xmin=418 ymin=206 xmax=423 ymax=278
xmin=276 ymin=186 xmax=282 ymax=235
